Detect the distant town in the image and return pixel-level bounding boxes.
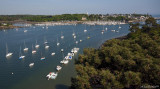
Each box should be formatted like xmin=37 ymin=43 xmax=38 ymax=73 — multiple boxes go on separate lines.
xmin=0 ymin=13 xmax=155 ymax=29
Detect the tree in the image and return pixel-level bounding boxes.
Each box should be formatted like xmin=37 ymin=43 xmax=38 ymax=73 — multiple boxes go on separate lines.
xmin=145 ymin=17 xmax=157 ymax=27
xmin=129 ymin=23 xmax=140 ymax=32
xmin=70 ymin=17 xmax=160 ymax=89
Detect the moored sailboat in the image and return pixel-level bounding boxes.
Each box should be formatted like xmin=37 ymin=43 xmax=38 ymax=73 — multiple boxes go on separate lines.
xmin=35 ymin=40 xmax=40 ymax=48
xmin=40 ymin=52 xmax=45 ymax=60
xmin=57 ymin=38 xmax=60 ymax=46
xmin=61 ymin=32 xmax=64 ymax=39
xmin=6 ymin=44 xmax=13 ymax=58
xmin=32 ymin=44 xmax=36 ymax=54
xmin=23 ymin=41 xmax=28 ymax=51
xmin=19 ymin=46 xmax=25 ymax=59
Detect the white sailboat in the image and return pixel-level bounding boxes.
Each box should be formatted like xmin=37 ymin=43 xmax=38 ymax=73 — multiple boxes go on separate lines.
xmin=75 ymin=41 xmax=78 ymax=44
xmin=24 ymin=30 xmax=27 ymax=33
xmin=80 ymin=39 xmax=82 ymax=42
xmin=45 ymin=42 xmax=49 ymax=49
xmin=105 ymin=27 xmax=108 ymax=31
xmin=57 ymin=38 xmax=60 ymax=46
xmin=61 ymin=32 xmax=64 ymax=39
xmin=40 ymin=52 xmax=45 ymax=60
xmin=102 ymin=25 xmax=105 ymax=34
xmin=84 ymin=24 xmax=87 ymax=32
xmin=6 ymin=44 xmax=13 ymax=57
xmin=111 ymin=30 xmax=115 ymax=32
xmin=32 ymin=44 xmax=36 ymax=54
xmin=44 ymin=37 xmax=48 ymax=44
xmin=111 ymin=25 xmax=115 ymax=32
xmin=45 ymin=45 xmax=49 ymax=49
xmin=23 ymin=41 xmax=28 ymax=51
xmin=72 ymin=29 xmax=75 ymax=36
xmin=35 ymin=40 xmax=40 ymax=48
xmin=19 ymin=46 xmax=25 ymax=59
xmin=84 ymin=29 xmax=87 ymax=32
xmin=118 ymin=24 xmax=121 ymax=29
xmin=73 ymin=35 xmax=76 ymax=39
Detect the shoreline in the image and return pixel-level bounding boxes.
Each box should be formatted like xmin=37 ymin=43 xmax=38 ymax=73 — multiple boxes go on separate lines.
xmin=17 ymin=21 xmax=127 ymax=26
xmin=100 ymin=35 xmax=128 ymax=48
xmin=1 ymin=20 xmax=127 ymax=25
xmin=0 ymin=25 xmax=22 ymax=30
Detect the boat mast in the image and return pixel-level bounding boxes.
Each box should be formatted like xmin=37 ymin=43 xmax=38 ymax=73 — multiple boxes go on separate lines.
xmin=24 ymin=41 xmax=26 ymax=48
xmin=57 ymin=38 xmax=58 ymax=43
xmin=41 ymin=52 xmax=43 ymax=57
xmin=103 ymin=25 xmax=104 ymax=30
xmin=36 ymin=40 xmax=37 ymax=45
xmin=44 ymin=36 xmax=47 ymax=43
xmin=6 ymin=43 xmax=8 ymax=54
xmin=61 ymin=31 xmax=63 ymax=36
xmin=32 ymin=44 xmax=33 ymax=51
xmin=19 ymin=46 xmax=21 ymax=57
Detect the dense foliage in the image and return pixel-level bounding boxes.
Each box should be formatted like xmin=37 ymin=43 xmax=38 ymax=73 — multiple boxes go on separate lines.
xmin=70 ymin=17 xmax=160 ymax=89
xmin=0 ymin=14 xmax=147 ymax=22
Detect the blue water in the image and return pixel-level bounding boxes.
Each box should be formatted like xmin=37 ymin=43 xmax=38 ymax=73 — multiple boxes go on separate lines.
xmin=0 ymin=24 xmax=130 ymax=89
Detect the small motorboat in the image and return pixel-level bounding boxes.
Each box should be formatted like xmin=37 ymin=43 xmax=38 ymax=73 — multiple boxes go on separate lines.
xmin=60 ymin=60 xmax=69 ymax=64
xmin=101 ymin=31 xmax=104 ymax=34
xmin=60 ymin=60 xmax=64 ymax=64
xmin=51 ymin=52 xmax=55 ymax=56
xmin=56 ymin=66 xmax=62 ymax=71
xmin=61 ymin=36 xmax=64 ymax=39
xmin=75 ymin=41 xmax=78 ymax=44
xmin=24 ymin=48 xmax=28 ymax=51
xmin=44 ymin=42 xmax=48 ymax=44
xmin=32 ymin=50 xmax=36 ymax=54
xmin=65 ymin=55 xmax=72 ymax=60
xmin=19 ymin=56 xmax=25 ymax=59
xmin=46 ymin=72 xmax=58 ymax=80
xmin=111 ymin=30 xmax=115 ymax=32
xmin=105 ymin=27 xmax=108 ymax=31
xmin=41 ymin=57 xmax=45 ymax=60
xmin=61 ymin=49 xmax=64 ymax=52
xmin=45 ymin=45 xmax=49 ymax=49
xmin=72 ymin=33 xmax=75 ymax=36
xmin=29 ymin=63 xmax=34 ymax=67
xmin=57 ymin=42 xmax=60 ymax=46
xmin=116 ymin=30 xmax=119 ymax=33
xmin=24 ymin=30 xmax=27 ymax=33
xmin=35 ymin=45 xmax=40 ymax=48
xmin=63 ymin=60 xmax=69 ymax=64
xmin=71 ymin=48 xmax=79 ymax=53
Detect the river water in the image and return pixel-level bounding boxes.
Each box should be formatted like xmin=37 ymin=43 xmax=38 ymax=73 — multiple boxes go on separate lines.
xmin=0 ymin=24 xmax=130 ymax=89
